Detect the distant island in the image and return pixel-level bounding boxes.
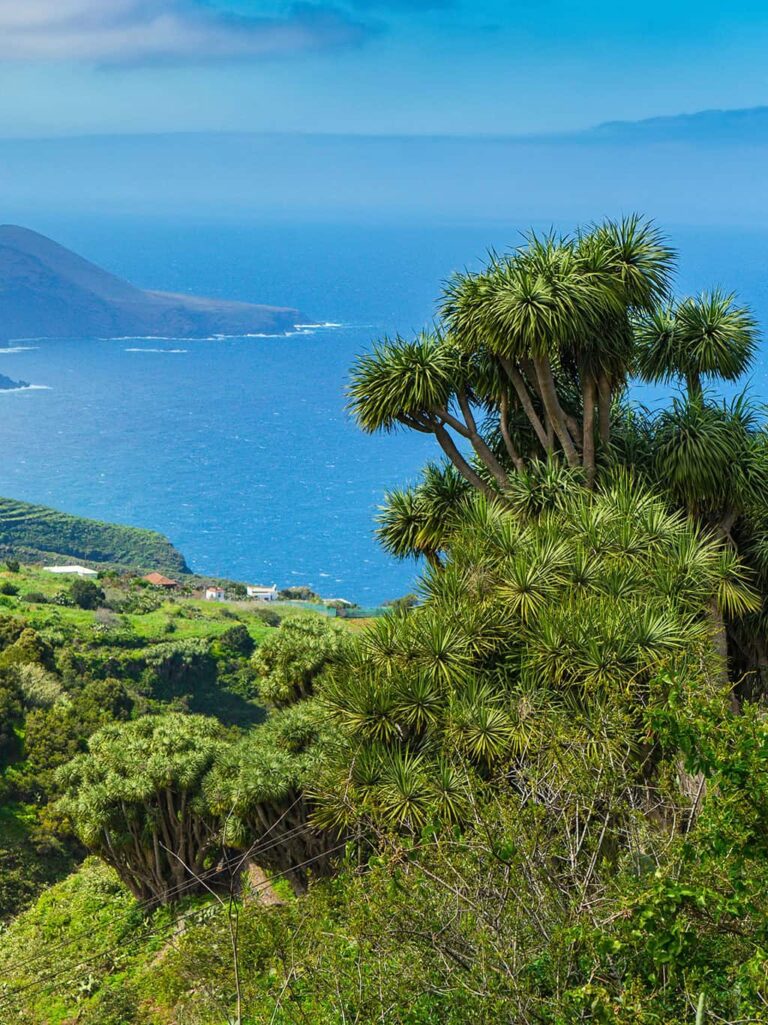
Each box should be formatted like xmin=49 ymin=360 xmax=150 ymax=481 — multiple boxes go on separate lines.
xmin=0 ymin=225 xmax=307 ymax=340
xmin=0 ymin=373 xmax=29 ymax=390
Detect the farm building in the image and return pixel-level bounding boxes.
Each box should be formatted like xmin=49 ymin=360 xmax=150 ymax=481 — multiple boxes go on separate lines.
xmin=44 ymin=565 xmax=98 ymax=577
xmin=144 ymin=572 xmax=178 ymax=589
xmin=246 ymin=584 xmax=278 ymax=601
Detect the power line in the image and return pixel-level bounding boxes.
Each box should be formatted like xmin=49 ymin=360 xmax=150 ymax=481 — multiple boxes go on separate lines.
xmin=0 ymin=811 xmax=328 ymax=981
xmin=0 ymin=838 xmax=349 ymax=1015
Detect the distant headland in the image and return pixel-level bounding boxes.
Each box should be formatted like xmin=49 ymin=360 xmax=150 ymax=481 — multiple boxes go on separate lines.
xmin=0 ymin=225 xmax=306 ymax=340
xmin=0 ymin=373 xmax=29 ymax=390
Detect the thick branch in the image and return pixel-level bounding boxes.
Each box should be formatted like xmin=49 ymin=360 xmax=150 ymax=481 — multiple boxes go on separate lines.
xmin=499 ymin=392 xmax=525 ymax=473
xmin=433 ymin=423 xmax=496 ymax=498
xmin=533 ymin=356 xmax=580 ymax=467
xmin=498 ymin=357 xmax=549 ymax=453
xmin=452 ymin=391 xmax=509 ymax=489
xmin=397 ymin=413 xmax=436 ymax=435
xmin=432 ymin=407 xmax=472 ymax=439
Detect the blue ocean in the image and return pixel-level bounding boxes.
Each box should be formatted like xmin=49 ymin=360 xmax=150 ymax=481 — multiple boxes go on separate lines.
xmin=1 ymin=221 xmax=767 ymax=603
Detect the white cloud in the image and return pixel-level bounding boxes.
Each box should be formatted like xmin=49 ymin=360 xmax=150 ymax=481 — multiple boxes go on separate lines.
xmin=0 ymin=1 xmax=369 ymax=63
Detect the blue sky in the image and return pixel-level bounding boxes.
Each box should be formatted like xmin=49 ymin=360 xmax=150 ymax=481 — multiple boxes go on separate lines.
xmin=1 ymin=0 xmax=768 ymax=137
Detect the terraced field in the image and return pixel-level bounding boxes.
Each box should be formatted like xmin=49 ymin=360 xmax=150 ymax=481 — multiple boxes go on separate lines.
xmin=0 ymin=497 xmax=188 ymax=575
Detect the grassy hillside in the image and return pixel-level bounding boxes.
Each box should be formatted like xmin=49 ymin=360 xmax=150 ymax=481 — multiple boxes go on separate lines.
xmin=0 ymin=564 xmax=279 ymax=643
xmin=0 ymin=497 xmax=189 ymax=575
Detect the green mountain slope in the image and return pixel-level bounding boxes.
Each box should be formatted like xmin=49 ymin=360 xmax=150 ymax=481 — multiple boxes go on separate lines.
xmin=0 ymin=497 xmax=189 ymax=574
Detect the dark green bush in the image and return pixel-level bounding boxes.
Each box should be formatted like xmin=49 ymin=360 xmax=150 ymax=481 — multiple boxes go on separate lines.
xmin=70 ymin=578 xmax=105 ymax=610
xmin=252 ymin=606 xmax=281 ymax=627
xmin=220 ymin=623 xmax=255 ymax=656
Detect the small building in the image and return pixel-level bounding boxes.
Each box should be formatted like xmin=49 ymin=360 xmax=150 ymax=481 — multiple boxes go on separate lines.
xmin=144 ymin=572 xmax=178 ymax=589
xmin=204 ymin=585 xmax=226 ymax=601
xmin=44 ymin=565 xmax=98 ymax=577
xmin=246 ymin=584 xmax=278 ymax=602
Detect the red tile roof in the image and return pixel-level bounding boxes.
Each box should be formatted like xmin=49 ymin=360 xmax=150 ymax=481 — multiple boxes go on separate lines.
xmin=144 ymin=572 xmax=178 ymax=587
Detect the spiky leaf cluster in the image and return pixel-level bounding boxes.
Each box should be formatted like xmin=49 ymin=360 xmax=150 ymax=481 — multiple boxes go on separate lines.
xmin=317 ymin=480 xmax=757 ymax=831
xmin=252 ymin=614 xmax=351 ymax=707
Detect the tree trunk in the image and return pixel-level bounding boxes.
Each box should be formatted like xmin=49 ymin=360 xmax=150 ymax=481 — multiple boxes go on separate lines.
xmin=582 ymin=373 xmax=597 ymax=486
xmin=532 ymin=356 xmax=580 ymax=467
xmin=708 ymin=597 xmax=737 ymax=712
xmin=597 ymin=372 xmax=612 ymax=446
xmin=499 ymin=393 xmax=525 ymax=472
xmin=498 ymin=357 xmax=550 ymax=453
xmin=425 ymin=551 xmax=443 ymax=570
xmin=686 ymin=370 xmax=702 ymax=400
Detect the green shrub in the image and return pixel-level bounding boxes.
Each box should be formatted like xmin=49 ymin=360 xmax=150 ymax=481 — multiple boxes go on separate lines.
xmin=70 ymin=578 xmax=105 ymax=610
xmin=57 ymin=714 xmax=230 ymax=902
xmin=252 ymin=606 xmax=282 ymax=628
xmin=220 ymin=623 xmax=255 ymax=656
xmin=252 ymin=615 xmax=349 ymax=707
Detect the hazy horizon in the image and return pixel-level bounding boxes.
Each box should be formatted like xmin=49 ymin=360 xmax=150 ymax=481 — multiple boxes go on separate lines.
xmin=3 ymin=107 xmax=768 ymax=228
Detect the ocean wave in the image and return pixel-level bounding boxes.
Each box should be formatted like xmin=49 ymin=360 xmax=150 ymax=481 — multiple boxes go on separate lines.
xmin=293 ymin=322 xmax=343 ymax=329
xmin=125 ymin=347 xmax=188 ymax=353
xmin=0 ymin=384 xmax=51 ymax=393
xmin=104 ymin=329 xmax=319 ymax=341
xmin=0 ymin=346 xmax=38 ymax=354
xmin=105 ymin=335 xmax=200 ymax=342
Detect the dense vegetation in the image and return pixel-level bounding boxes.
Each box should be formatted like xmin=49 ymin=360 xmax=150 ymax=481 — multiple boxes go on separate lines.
xmin=0 ymin=495 xmax=189 ymax=574
xmin=4 ymin=215 xmax=768 ymax=1024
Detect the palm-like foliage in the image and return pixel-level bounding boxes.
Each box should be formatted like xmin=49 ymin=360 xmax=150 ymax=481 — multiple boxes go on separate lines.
xmin=317 ymin=480 xmax=756 ymax=831
xmin=348 ymin=215 xmax=678 ymax=490
xmin=636 ymin=290 xmax=757 ymax=397
xmin=349 ymin=331 xmax=509 ymax=494
xmin=652 ymin=394 xmax=768 ymax=529
xmin=348 ymin=332 xmax=460 ymax=434
xmin=376 ymin=462 xmax=471 ymax=565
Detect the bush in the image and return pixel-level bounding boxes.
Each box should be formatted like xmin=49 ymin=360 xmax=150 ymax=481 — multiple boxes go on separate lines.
xmin=15 ymin=663 xmax=64 ymax=709
xmin=70 ymin=578 xmax=105 ymax=610
xmin=220 ymin=623 xmax=255 ymax=656
xmin=21 ymin=591 xmax=47 ymax=604
xmin=252 ymin=606 xmax=281 ymax=628
xmin=4 ymin=559 xmax=20 ymax=573
xmin=383 ymin=592 xmax=418 ymax=612
xmin=252 ymin=615 xmax=349 ymax=707
xmin=0 ymin=581 xmax=19 ymax=596
xmin=0 ymin=670 xmax=22 ymax=764
xmin=142 ymin=638 xmax=217 ymax=701
xmin=0 ymin=628 xmax=56 ymax=671
xmin=279 ymin=586 xmax=320 ymax=602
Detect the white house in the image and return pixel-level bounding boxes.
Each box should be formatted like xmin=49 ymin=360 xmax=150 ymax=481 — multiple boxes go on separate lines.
xmin=204 ymin=585 xmax=226 ymax=601
xmin=246 ymin=584 xmax=278 ymax=602
xmin=44 ymin=565 xmax=98 ymax=577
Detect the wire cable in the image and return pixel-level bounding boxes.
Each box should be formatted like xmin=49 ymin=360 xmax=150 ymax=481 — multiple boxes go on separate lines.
xmin=0 ymin=838 xmax=349 ymax=1014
